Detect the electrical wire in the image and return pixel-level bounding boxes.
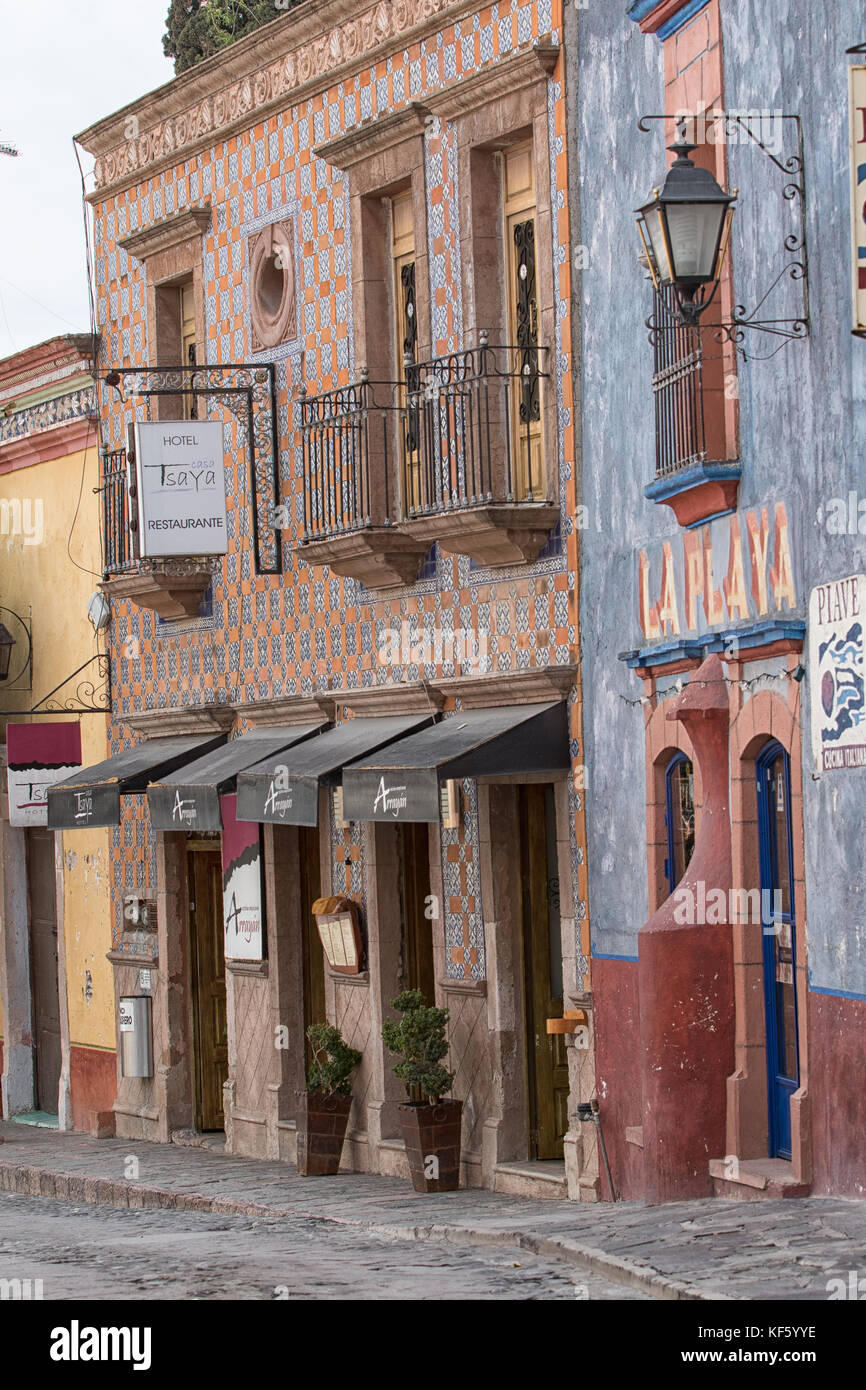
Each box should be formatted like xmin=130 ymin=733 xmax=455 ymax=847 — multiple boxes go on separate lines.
xmin=65 ymin=416 xmax=104 ymax=581
xmin=620 ymin=667 xmax=804 ymax=707
xmin=0 ymin=276 xmax=84 ymax=334
xmin=72 ymin=138 xmax=100 ymax=382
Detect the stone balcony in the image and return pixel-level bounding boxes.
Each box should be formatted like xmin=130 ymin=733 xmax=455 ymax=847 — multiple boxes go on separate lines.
xmin=297 ymin=341 xmax=559 ymax=587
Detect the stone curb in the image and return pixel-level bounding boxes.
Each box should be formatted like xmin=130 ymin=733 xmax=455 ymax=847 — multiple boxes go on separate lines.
xmin=0 ymin=1158 xmax=728 ymax=1301
xmin=301 ymin=1216 xmax=730 ymax=1300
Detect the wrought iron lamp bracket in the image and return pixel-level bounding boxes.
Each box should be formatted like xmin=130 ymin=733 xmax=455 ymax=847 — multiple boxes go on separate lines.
xmin=105 ymin=363 xmax=282 ymax=575
xmin=638 ymin=112 xmax=810 ymax=356
xmin=26 ymin=654 xmax=111 ymax=716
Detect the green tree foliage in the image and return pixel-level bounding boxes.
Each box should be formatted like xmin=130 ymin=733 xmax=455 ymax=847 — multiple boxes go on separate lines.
xmin=306 ymin=1022 xmax=362 ymax=1097
xmin=163 ymin=1 xmax=299 ymax=75
xmin=381 ymin=989 xmax=455 ymax=1105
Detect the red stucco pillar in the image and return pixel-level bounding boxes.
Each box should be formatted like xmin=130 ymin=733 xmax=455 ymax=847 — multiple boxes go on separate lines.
xmin=639 ymin=654 xmax=735 ymax=1203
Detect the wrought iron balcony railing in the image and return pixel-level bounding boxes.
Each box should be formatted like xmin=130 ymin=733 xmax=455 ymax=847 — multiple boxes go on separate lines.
xmin=649 ymin=286 xmax=707 ymax=478
xmin=101 ymin=448 xmax=137 ymax=576
xmin=300 ymin=339 xmax=549 ymax=545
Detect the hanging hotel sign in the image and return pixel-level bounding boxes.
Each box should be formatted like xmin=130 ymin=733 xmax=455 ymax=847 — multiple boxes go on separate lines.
xmin=636 ymin=503 xmax=798 ymax=644
xmin=850 ymin=65 xmax=866 ymax=335
xmin=809 ymin=573 xmax=866 ymax=772
xmin=133 ymin=419 xmax=228 ymax=557
xmin=7 ymin=723 xmax=82 ymax=827
xmin=220 ymin=794 xmax=264 ymax=961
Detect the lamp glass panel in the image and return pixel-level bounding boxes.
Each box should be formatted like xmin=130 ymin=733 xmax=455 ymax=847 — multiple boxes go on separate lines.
xmin=646 ymin=209 xmax=674 ymax=282
xmin=664 ymin=201 xmax=727 ymax=281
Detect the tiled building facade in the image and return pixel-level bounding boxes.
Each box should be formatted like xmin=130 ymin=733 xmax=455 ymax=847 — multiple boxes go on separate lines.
xmin=72 ymin=0 xmax=598 ymax=1199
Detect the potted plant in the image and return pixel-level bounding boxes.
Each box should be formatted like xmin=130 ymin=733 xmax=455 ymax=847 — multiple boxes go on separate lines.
xmin=295 ymin=1022 xmax=362 ymax=1177
xmin=382 ymin=989 xmax=462 ymax=1193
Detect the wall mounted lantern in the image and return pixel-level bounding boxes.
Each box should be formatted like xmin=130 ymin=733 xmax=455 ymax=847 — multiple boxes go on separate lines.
xmin=0 ymin=621 xmax=16 ymax=680
xmin=637 ymin=125 xmax=737 ymax=324
xmin=636 ymin=112 xmax=810 ymax=353
xmin=0 ymin=607 xmax=30 ymax=684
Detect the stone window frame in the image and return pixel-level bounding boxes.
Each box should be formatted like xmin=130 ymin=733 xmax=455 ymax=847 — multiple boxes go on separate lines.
xmin=119 ymin=204 xmax=211 ymax=423
xmin=318 ymin=104 xmax=432 ymax=388
xmin=315 ymin=105 xmax=432 ymax=528
xmin=426 ymin=42 xmax=561 ymax=506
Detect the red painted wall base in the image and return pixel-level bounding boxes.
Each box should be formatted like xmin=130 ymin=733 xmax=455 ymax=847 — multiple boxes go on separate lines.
xmin=808 ymin=992 xmax=866 ymax=1198
xmin=70 ymin=1046 xmax=117 ymax=1133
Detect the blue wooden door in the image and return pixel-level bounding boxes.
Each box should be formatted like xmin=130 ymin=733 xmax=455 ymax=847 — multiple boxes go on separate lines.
xmin=756 ymin=742 xmax=799 ymax=1159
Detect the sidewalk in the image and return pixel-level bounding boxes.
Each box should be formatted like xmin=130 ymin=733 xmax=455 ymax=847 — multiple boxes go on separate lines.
xmin=1 ymin=1120 xmax=863 ymax=1301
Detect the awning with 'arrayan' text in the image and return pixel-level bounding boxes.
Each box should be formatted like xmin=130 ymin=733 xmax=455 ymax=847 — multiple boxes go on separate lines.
xmin=147 ymin=725 xmax=326 ymax=831
xmin=341 ymin=702 xmax=570 ymax=822
xmin=235 ymin=715 xmax=433 ymax=826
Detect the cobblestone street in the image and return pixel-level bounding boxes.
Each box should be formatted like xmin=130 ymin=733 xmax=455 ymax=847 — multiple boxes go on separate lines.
xmin=2 ymin=1123 xmax=866 ymax=1301
xmin=0 ymin=1192 xmax=644 ymax=1301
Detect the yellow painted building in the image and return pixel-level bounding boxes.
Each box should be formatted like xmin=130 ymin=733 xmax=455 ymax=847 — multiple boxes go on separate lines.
xmin=0 ymin=334 xmax=116 ymax=1129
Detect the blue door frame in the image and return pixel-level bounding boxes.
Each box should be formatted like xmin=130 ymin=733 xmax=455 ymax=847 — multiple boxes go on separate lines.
xmin=664 ymin=752 xmax=694 ymax=896
xmin=756 ymin=741 xmax=800 ymax=1160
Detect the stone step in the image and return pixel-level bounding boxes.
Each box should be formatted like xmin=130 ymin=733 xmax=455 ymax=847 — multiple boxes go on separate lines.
xmin=493 ymin=1160 xmax=568 ymax=1200
xmin=709 ymin=1156 xmax=810 ymax=1200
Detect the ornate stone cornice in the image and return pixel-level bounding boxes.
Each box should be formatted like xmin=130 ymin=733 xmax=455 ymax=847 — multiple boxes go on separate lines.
xmin=0 ymin=417 xmax=97 ymax=473
xmin=0 ymin=387 xmax=97 ymax=448
xmin=433 ymin=664 xmax=577 ymax=708
xmin=333 ymin=682 xmax=446 ymax=716
xmin=124 ymin=704 xmax=237 ymax=736
xmin=425 ymin=38 xmax=558 ymax=118
xmin=0 ymin=335 xmax=93 ymax=396
xmin=119 ymin=204 xmax=212 ymax=261
xmin=317 ymin=40 xmax=558 ymax=168
xmin=77 ymin=0 xmax=477 ymax=200
xmin=315 ymin=102 xmax=430 ymax=171
xmin=233 ymin=695 xmax=334 ymax=726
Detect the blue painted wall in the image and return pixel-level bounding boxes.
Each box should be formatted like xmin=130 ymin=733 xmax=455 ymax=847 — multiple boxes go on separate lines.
xmin=573 ymin=2 xmax=866 ymax=991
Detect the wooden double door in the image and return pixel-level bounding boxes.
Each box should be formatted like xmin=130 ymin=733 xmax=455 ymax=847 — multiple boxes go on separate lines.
xmin=187 ymin=846 xmax=228 ymax=1132
xmin=187 ymin=828 xmax=326 ymax=1132
xmin=517 ymin=784 xmax=569 ymax=1160
xmin=397 ymin=821 xmax=435 ymax=1002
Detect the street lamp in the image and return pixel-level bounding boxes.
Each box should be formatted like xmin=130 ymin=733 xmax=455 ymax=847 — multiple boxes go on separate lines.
xmin=637 ymin=123 xmax=736 ymax=324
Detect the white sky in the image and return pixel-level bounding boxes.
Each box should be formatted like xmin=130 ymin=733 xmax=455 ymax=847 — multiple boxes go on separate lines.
xmin=0 ymin=0 xmax=176 ymax=360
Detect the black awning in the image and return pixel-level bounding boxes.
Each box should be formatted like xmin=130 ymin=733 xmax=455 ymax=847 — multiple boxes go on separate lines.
xmin=341 ymin=702 xmax=570 ymax=822
xmin=236 ymin=715 xmax=432 ymax=826
xmin=47 ymin=734 xmax=227 ymax=829
xmin=147 ymin=725 xmax=324 ymax=831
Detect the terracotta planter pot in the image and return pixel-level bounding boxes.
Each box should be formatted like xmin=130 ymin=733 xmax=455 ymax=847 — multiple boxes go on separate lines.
xmin=295 ymin=1091 xmax=352 ymax=1176
xmin=397 ymin=1099 xmax=463 ymax=1193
